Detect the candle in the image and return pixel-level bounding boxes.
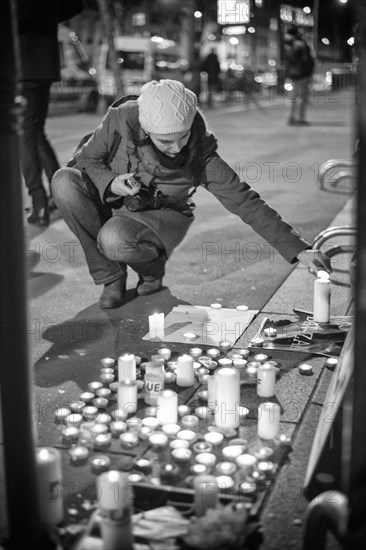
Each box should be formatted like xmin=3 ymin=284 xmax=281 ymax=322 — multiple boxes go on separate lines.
xmin=160 ymin=463 xmax=181 ymax=484
xmin=264 ymin=327 xmax=277 ymax=340
xmin=149 ymin=432 xmax=168 ymax=449
xmin=206 ymin=348 xmax=221 ymax=359
xmin=195 ymin=366 xmax=210 ymax=377
xmin=313 ymin=270 xmax=331 ymax=323
xmin=62 ymin=426 xmax=81 ymax=442
xmin=235 ymin=453 xmax=257 ymax=472
xmin=134 ymin=458 xmax=152 ymax=474
xmin=215 ymin=475 xmax=235 ymax=491
xmin=36 ymin=448 xmax=63 ymax=525
xmin=195 ymin=406 xmax=213 ymax=420
xmin=214 ymin=367 xmax=240 ymax=429
xmin=240 ymin=481 xmax=258 ymax=497
xmin=236 ymin=304 xmax=248 ymax=311
xmin=94 ymin=433 xmax=112 ymax=450
xmin=215 ymin=461 xmax=237 ymax=476
xmin=79 ymin=391 xmax=95 ymax=403
xmin=237 ymin=348 xmax=250 ymax=359
xmin=117 ymin=380 xmax=137 ymax=415
xmin=181 ymin=415 xmax=199 ymax=428
xmin=157 ymin=347 xmax=172 ymax=361
xmin=183 ymin=332 xmax=197 ymax=342
xmin=91 ymin=455 xmax=111 ymax=474
xmin=253 ymin=353 xmax=269 ymax=364
xmin=94 ymin=413 xmax=112 ymax=425
xmin=193 ymin=474 xmax=219 ymax=517
xmin=258 ymin=402 xmax=281 ymax=440
xmin=100 ymin=367 xmax=114 ymax=375
xmin=88 ymin=381 xmax=103 ymax=392
xmin=142 ymin=416 xmax=160 ymax=430
xmin=193 ymin=441 xmax=213 ymax=454
xmin=227 ymin=352 xmax=243 ymax=361
xmin=238 ymin=406 xmax=250 ymax=421
xmin=176 ymin=429 xmax=197 ymax=444
xmin=190 ymin=463 xmax=209 ymax=475
xmin=204 ymin=432 xmax=224 ymax=446
xmin=109 ymin=382 xmax=119 ymax=393
xmin=274 ymin=433 xmax=292 ymax=446
xmin=298 ymin=363 xmax=314 ymax=376
xmin=101 ymin=357 xmax=116 ymax=368
xmin=144 ymin=406 xmax=158 ymax=417
xmin=97 ymin=470 xmax=133 ymax=548
xmin=167 ymin=360 xmax=178 ymax=371
xmin=68 ymin=445 xmax=89 ymax=464
xmin=189 ymin=347 xmax=203 ymax=358
xmin=257 ymin=460 xmax=275 ymax=476
xmin=324 ymin=356 xmax=339 ymax=371
xmin=218 ymin=340 xmax=232 ymax=353
xmin=100 ymin=373 xmax=115 ymax=384
xmin=257 ymin=363 xmax=276 ymax=398
xmin=218 ymin=358 xmax=233 ymax=367
xmin=195 ymin=453 xmax=217 ymax=467
xmin=250 ymin=336 xmax=264 ymax=347
xmin=118 ymin=354 xmax=136 ymax=382
xmin=222 ymin=445 xmax=246 ymax=460
xmin=111 ymin=409 xmax=128 ymax=422
xmin=233 ymin=358 xmax=247 ymax=369
xmin=197 ymin=390 xmax=208 ymax=401
xmin=96 ymin=388 xmax=112 ymax=399
xmin=157 ymin=390 xmax=178 ymax=425
xmin=110 ymin=421 xmax=127 ymax=437
xmin=210 ymin=303 xmax=222 ymax=309
xmin=68 ymin=401 xmax=85 ymax=414
xmin=119 ymin=432 xmax=139 ymax=448
xmin=171 ymin=448 xmax=192 ymax=462
xmin=162 ymin=423 xmax=181 ymax=437
xmin=144 ymin=361 xmax=164 ymax=406
xmin=149 ymin=312 xmax=165 ymax=339
xmin=164 ymin=371 xmax=176 ymax=384
xmin=178 ymin=405 xmax=191 ymax=417
xmin=176 ymin=355 xmax=195 ymax=387
xmin=65 ymin=413 xmax=83 ymax=427
xmin=170 ymin=439 xmax=190 ymax=450
xmin=126 ymin=417 xmax=143 ymax=431
xmin=54 ymin=407 xmax=71 ymax=423
xmin=138 ymin=426 xmax=154 ymax=440
xmin=90 ymin=423 xmax=109 ymax=436
xmin=92 ymin=397 xmax=109 ymax=409
xmin=199 ymin=374 xmax=210 ymax=385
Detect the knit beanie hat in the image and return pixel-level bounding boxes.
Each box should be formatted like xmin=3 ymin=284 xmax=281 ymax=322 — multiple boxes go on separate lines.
xmin=138 ymin=79 xmax=197 ymax=134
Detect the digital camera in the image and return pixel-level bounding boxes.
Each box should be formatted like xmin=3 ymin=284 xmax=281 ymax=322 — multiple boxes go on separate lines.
xmin=124 ymin=177 xmax=165 ymax=212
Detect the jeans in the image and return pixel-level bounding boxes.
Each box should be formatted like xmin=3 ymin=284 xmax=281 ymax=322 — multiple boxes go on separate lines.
xmin=51 ymin=167 xmax=165 ymax=285
xmin=288 ymin=76 xmax=311 ymax=122
xmin=20 ymin=80 xmax=60 ymax=208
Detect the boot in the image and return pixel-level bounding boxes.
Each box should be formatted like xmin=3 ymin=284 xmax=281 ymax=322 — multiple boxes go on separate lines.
xmin=136 ymin=276 xmax=163 ymax=296
xmin=135 ymin=253 xmax=166 ymax=296
xmin=99 ymin=274 xmax=127 ymax=309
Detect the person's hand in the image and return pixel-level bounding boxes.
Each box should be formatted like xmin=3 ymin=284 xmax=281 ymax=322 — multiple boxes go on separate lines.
xmin=297 ymin=249 xmax=332 ymax=275
xmin=110 ymin=173 xmax=141 ymax=197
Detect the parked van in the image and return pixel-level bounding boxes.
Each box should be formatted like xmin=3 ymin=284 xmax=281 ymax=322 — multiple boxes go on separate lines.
xmin=97 ymin=36 xmax=187 ymax=102
xmin=49 ymin=25 xmax=99 ymax=114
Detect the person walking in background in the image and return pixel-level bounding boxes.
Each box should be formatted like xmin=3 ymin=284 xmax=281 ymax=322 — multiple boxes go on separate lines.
xmin=17 ymin=0 xmax=84 ymax=226
xmin=201 ymin=48 xmax=221 ymax=108
xmin=284 ymin=25 xmax=315 ymax=126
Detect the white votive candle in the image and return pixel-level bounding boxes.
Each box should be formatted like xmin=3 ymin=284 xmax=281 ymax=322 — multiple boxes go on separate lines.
xmin=313 ymin=270 xmax=331 ymax=323
xmin=171 ymin=448 xmax=192 ymax=462
xmin=181 ymin=414 xmax=199 ymax=428
xmin=257 ymin=363 xmax=276 ymax=398
xmin=206 ymin=348 xmax=221 ymax=359
xmin=195 ymin=452 xmax=217 ymax=467
xmin=36 ymin=447 xmax=63 ymax=525
xmin=157 ymin=347 xmax=171 ymax=361
xmin=149 ymin=312 xmax=165 ymax=339
xmin=118 ymin=354 xmax=136 ymax=381
xmin=97 ymin=470 xmax=130 ymax=513
xmin=214 ymin=367 xmax=240 ymax=429
xmin=189 ymin=347 xmax=203 ymax=358
xmin=183 ymin=332 xmax=197 ymax=342
xmin=258 ymin=402 xmax=281 ymax=439
xmin=176 ymin=355 xmax=195 ymax=387
xmin=177 ymin=429 xmax=196 ymax=443
xmin=193 ymin=474 xmax=219 ymax=517
xmin=117 ymin=380 xmax=137 ymax=415
xmin=204 ymin=432 xmax=224 ymax=446
xmin=236 ymin=453 xmax=257 ymax=471
xmin=157 ymin=389 xmax=178 ymax=425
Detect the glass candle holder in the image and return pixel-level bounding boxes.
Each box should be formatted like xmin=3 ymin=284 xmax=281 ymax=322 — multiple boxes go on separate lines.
xmin=96 ymin=388 xmax=112 ymax=399
xmin=218 ymin=341 xmax=233 ymax=353
xmin=189 ymin=347 xmax=203 ymax=358
xmin=157 ymin=347 xmax=172 ymax=361
xmin=178 ymin=405 xmax=191 ymax=417
xmin=206 ymin=348 xmax=221 ymax=359
xmin=101 ymin=357 xmax=116 ymax=368
xmin=190 ymin=463 xmax=209 ymax=476
xmin=96 ymin=413 xmax=112 ymax=425
xmin=195 ymin=452 xmax=217 ymax=468
xmin=79 ymin=392 xmax=95 ymax=403
xmin=144 ymin=406 xmax=158 ymax=417
xmin=111 ymin=409 xmax=128 ymax=422
xmin=92 ymin=397 xmax=109 ymax=409
xmin=109 ymin=381 xmax=119 ymax=393
xmin=62 ymin=426 xmax=80 ymax=442
xmin=236 ymin=453 xmax=257 ymax=472
xmin=218 ymin=358 xmax=233 ymax=367
xmin=90 ymin=423 xmax=109 ymax=436
xmin=142 ymin=416 xmax=160 ymax=430
xmin=222 ymin=445 xmax=244 ymax=460
xmin=138 ymin=426 xmax=154 ymax=440
xmin=119 ymin=431 xmax=139 ymax=449
xmin=68 ymin=401 xmax=85 ymax=414
xmin=54 ymin=407 xmax=71 ymax=423
xmin=68 ymin=445 xmax=89 ymax=464
xmin=192 ymin=441 xmax=213 ymax=454
xmin=94 ymin=433 xmax=112 ymax=450
xmin=88 ymin=381 xmax=103 ymax=392
xmin=171 ymin=448 xmax=192 ymax=462
xmin=82 ymin=406 xmax=99 ymax=421
xmin=181 ymin=415 xmax=199 ymax=428
xmin=65 ymin=413 xmax=83 ymax=428
xmin=164 ymin=371 xmax=176 ymax=384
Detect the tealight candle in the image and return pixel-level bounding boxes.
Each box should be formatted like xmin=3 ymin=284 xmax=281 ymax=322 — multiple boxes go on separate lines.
xmin=110 ymin=421 xmax=127 ymax=437
xmin=253 ymin=353 xmax=269 ymax=364
xmin=90 ymin=423 xmax=109 ymax=436
xmin=324 ymin=357 xmax=339 ymax=371
xmin=178 ymin=405 xmax=191 ymax=417
xmin=176 ymin=355 xmax=195 ymax=387
xmin=236 ymin=304 xmax=249 ymax=311
xmin=237 ymin=348 xmax=251 ymax=359
xmin=195 ymin=366 xmax=210 ymax=377
xmin=167 ymin=360 xmax=178 ymax=371
xmin=313 ymin=270 xmax=331 ymax=323
xmin=36 ymin=447 xmax=63 ymax=524
xmin=181 ymin=415 xmax=199 ymax=428
xmin=214 ymin=367 xmax=240 ymax=429
xmin=88 ymin=381 xmax=103 ymax=392
xmin=62 ymin=426 xmax=81 ymax=442
xmin=193 ymin=441 xmax=213 ymax=454
xmin=101 ymin=357 xmax=116 ymax=368
xmin=79 ymin=391 xmax=95 ymax=403
xmin=223 ymin=447 xmax=245 ymax=463
xmin=240 ymin=481 xmax=258 ymax=497
xmin=65 ymin=413 xmax=83 ymax=427
xmin=238 ymin=406 xmax=250 ymax=420
xmin=177 ymin=429 xmax=196 ymax=443
xmin=204 ymin=432 xmax=224 ymax=446
xmin=250 ymin=336 xmax=264 ymax=347
xmin=96 ymin=388 xmax=112 ymax=399
xmin=190 ymin=463 xmax=209 ymax=475
xmin=215 ymin=475 xmax=235 ymax=491
xmin=274 ymin=433 xmax=292 ymax=446
xmin=119 ymin=432 xmax=139 ymax=448
xmin=138 ymin=426 xmax=154 ymax=440
xmin=149 ymin=432 xmax=168 ymax=449
xmin=258 ymin=402 xmax=280 ymax=440
xmin=69 ymin=401 xmax=85 ymax=414
xmin=160 ymin=463 xmax=181 ymax=484
xmin=149 ymin=312 xmax=165 ymax=339
xmin=142 ymin=416 xmax=160 ymax=430
xmin=111 ymin=409 xmax=128 ymax=421
xmin=195 ymin=406 xmax=213 ymax=420
xmin=218 ymin=358 xmax=233 ymax=367
xmin=157 ymin=389 xmax=178 ymax=425
xmin=118 ymin=354 xmax=136 ymax=382
xmin=91 ymin=454 xmax=111 ymax=474
xmin=236 ymin=453 xmax=257 ymax=471
xmin=257 ymin=363 xmax=276 ymax=398
xmin=100 ymin=367 xmax=114 ymax=375
xmin=126 ymin=417 xmax=143 ymax=431
xmin=264 ymin=327 xmax=277 ymax=340
xmin=206 ymin=348 xmax=221 ymax=359
xmin=164 ymin=371 xmax=176 ymax=384
xmin=216 ymin=461 xmax=237 ymax=476
xmin=199 ymin=374 xmax=210 ymax=385
xmin=171 ymin=448 xmax=192 ymax=462
xmin=117 ymin=380 xmax=137 ymax=415
xmin=94 ymin=433 xmax=112 ymax=450
xmin=92 ymin=397 xmax=109 ymax=409
xmin=68 ymin=445 xmax=89 ymax=464
xmin=128 ymin=473 xmax=144 ymax=483
xmin=183 ymin=332 xmax=197 ymax=342
xmin=233 ymin=358 xmax=247 ymax=369
xmin=197 ymin=390 xmax=208 ymax=401
xmin=54 ymin=407 xmax=71 ymax=423
xmin=298 ymin=363 xmax=314 ymax=376
xmin=189 ymin=347 xmax=203 ymax=358
xmin=230 ymin=438 xmax=248 ymax=447
xmin=170 ymin=439 xmax=190 ymax=450
xmin=144 ymin=406 xmax=158 ymax=417
xmin=193 ymin=474 xmax=218 ymax=516
xmin=100 ymin=373 xmax=115 ymax=384
xmin=227 ymin=353 xmax=243 ymax=361
xmin=218 ymin=340 xmax=232 ymax=353
xmin=109 ymin=382 xmax=119 ymax=393
xmin=162 ymin=423 xmax=181 ymax=437
xmin=157 ymin=347 xmax=172 ymax=361
xmin=96 ymin=413 xmax=112 ymax=424
xmin=210 ymin=303 xmax=222 ymax=309
xmin=195 ymin=452 xmax=217 ymax=467
xmin=257 ymin=460 xmax=275 ymax=475
xmin=134 ymin=458 xmax=152 ymax=473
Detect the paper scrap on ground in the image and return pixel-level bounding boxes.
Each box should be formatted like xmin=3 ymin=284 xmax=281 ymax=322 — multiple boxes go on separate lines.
xmin=142 ymin=305 xmax=258 ymax=346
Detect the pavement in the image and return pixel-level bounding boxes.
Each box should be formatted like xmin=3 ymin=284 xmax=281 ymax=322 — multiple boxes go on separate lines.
xmin=1 ymin=89 xmax=357 ymax=549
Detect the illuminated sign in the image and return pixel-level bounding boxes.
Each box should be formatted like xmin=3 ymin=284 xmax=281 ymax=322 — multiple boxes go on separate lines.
xmin=222 ymin=25 xmax=246 ymax=35
xmin=280 ymin=4 xmax=314 ymax=26
xmin=217 ymin=1 xmax=250 ymax=25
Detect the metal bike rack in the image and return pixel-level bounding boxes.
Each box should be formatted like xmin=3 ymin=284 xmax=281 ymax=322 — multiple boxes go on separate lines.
xmin=318 ymin=159 xmax=356 ymax=193
xmin=312 ymin=225 xmax=356 ymax=257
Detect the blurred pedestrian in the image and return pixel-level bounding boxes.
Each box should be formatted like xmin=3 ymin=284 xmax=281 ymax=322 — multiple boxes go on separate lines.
xmin=52 ymin=79 xmax=331 ymax=309
xmin=201 ymin=48 xmax=221 ymax=107
xmin=17 ymin=0 xmax=84 ymax=226
xmin=284 ymin=25 xmax=315 ymax=126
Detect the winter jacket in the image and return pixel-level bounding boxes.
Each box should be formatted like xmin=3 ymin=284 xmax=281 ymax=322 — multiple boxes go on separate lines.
xmin=76 ymin=99 xmax=310 ymax=259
